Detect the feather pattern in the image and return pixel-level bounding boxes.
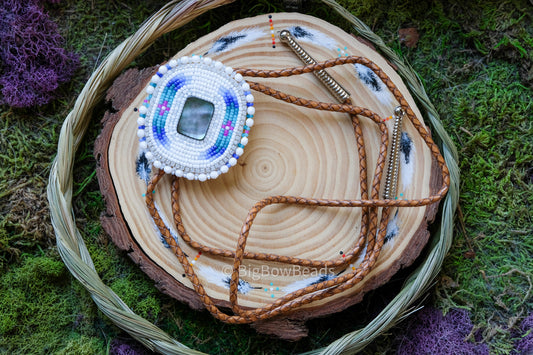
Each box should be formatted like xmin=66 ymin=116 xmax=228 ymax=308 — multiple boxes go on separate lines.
xmin=135 ymin=149 xmax=180 ymax=247
xmin=354 ymin=63 xmax=394 ymax=105
xmin=284 ymin=273 xmax=338 ymax=295
xmin=135 ymin=150 xmax=151 ymax=184
xmin=400 ymin=132 xmax=414 ymax=191
xmin=286 ymin=25 xmax=338 ymax=50
xmin=384 ymin=210 xmax=400 ymax=244
xmin=152 ymin=201 xmax=180 ymax=248
xmin=197 ymin=265 xmax=255 ymax=294
xmin=205 ymin=28 xmax=266 ymax=55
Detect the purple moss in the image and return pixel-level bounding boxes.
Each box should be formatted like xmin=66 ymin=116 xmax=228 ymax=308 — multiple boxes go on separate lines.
xmin=109 ymin=338 xmax=154 ymax=355
xmin=0 ymin=0 xmax=78 ymax=108
xmin=397 ymin=307 xmax=489 ymax=355
xmin=513 ymin=312 xmax=533 ymax=355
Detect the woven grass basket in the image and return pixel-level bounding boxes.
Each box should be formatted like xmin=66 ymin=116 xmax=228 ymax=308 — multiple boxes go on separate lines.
xmin=47 ymin=0 xmax=459 ymax=353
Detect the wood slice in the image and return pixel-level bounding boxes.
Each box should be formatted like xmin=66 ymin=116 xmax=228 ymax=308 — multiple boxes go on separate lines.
xmin=95 ymin=13 xmax=442 ymax=340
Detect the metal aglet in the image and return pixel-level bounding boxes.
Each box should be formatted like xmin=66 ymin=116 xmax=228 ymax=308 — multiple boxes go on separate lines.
xmin=279 ymin=29 xmax=351 ymax=103
xmin=383 ymin=106 xmax=406 ymax=200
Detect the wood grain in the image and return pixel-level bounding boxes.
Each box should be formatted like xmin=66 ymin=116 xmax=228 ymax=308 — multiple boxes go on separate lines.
xmin=95 ymin=13 xmax=441 ymax=340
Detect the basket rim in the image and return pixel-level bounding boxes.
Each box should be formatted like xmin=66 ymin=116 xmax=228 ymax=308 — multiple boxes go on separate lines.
xmin=47 ymin=0 xmax=459 ymax=353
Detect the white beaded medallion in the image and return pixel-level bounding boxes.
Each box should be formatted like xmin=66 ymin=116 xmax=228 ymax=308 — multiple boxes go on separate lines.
xmin=137 ymin=55 xmax=254 ymax=181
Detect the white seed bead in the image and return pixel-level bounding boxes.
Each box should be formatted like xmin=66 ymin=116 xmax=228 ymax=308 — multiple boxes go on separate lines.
xmin=137 ymin=129 xmax=145 ymax=138
xmin=138 ymin=56 xmax=257 ymax=179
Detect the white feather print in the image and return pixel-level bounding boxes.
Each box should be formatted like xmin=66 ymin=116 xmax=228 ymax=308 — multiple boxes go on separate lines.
xmin=353 ymin=244 xmax=367 ymax=266
xmin=152 ymin=201 xmax=180 ymax=248
xmin=205 ymin=28 xmax=266 ymax=55
xmin=286 ymin=25 xmax=338 ymax=50
xmin=135 ymin=149 xmax=151 ymax=184
xmin=196 ymin=265 xmax=228 ymax=288
xmin=135 ymin=149 xmax=181 ymax=248
xmin=400 ymin=132 xmax=414 ymax=191
xmin=354 ymin=63 xmax=394 ymax=105
xmin=283 ymin=273 xmax=337 ymax=295
xmin=196 ymin=265 xmax=255 ymax=295
xmin=385 ymin=210 xmax=400 ymax=244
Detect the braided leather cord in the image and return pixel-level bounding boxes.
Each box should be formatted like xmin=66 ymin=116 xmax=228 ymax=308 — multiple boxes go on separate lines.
xmin=145 ymin=55 xmax=450 ymax=324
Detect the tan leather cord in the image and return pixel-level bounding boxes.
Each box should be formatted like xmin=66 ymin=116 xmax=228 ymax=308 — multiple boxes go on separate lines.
xmin=171 ymin=100 xmax=370 ymax=269
xmin=144 ymin=55 xmax=450 ymax=324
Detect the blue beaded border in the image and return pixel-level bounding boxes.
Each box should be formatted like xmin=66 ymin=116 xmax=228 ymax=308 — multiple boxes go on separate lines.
xmin=136 ymin=55 xmax=254 ymax=181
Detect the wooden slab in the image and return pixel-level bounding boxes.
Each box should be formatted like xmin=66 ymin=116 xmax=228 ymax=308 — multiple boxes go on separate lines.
xmin=95 ymin=13 xmax=441 ymax=340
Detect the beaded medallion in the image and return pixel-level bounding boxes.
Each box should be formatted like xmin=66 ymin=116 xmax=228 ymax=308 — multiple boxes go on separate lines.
xmin=136 ymin=55 xmax=255 ymax=181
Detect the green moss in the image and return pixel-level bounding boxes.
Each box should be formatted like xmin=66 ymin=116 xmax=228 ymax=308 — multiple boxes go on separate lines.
xmin=0 ymin=108 xmax=59 ymax=266
xmin=0 ymin=256 xmax=70 ymax=335
xmin=0 ymin=255 xmax=106 ymax=354
xmin=55 ymin=335 xmax=104 ymax=355
xmin=427 ymin=31 xmax=532 ymax=355
xmin=110 ymin=277 xmax=161 ymax=322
